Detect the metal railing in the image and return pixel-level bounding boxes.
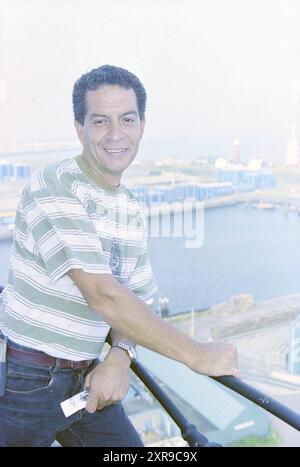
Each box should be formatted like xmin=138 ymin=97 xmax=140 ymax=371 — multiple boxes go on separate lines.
xmin=131 ymin=360 xmax=221 ymax=447
xmin=1 ymin=284 xmax=300 ymax=446
xmin=212 ymin=375 xmax=300 ymax=432
xmin=131 ymin=360 xmax=300 ymax=447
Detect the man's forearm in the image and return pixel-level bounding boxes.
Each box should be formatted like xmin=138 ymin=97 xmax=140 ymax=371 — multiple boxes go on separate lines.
xmin=93 ymin=284 xmax=198 ymax=368
xmin=69 ymin=270 xmax=238 ymax=377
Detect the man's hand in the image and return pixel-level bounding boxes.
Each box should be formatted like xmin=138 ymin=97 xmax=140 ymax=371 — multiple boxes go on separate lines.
xmin=84 ymin=347 xmax=131 ymax=413
xmin=189 ymin=341 xmax=239 ymax=377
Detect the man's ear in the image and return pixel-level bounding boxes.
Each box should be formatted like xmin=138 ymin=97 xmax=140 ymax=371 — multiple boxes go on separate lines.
xmin=140 ymin=118 xmax=146 ymax=139
xmin=74 ymin=120 xmax=84 ymax=145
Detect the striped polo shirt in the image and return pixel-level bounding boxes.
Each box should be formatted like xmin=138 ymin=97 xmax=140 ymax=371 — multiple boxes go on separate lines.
xmin=0 ymin=156 xmax=158 ymax=360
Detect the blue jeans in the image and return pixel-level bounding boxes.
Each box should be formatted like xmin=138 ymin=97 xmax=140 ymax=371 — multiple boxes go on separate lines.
xmin=0 ymin=337 xmax=143 ymax=447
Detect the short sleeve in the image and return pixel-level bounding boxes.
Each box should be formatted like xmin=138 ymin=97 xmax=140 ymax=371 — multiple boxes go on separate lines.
xmin=22 ymin=183 xmax=112 ymax=283
xmin=127 ymin=237 xmax=158 ymax=303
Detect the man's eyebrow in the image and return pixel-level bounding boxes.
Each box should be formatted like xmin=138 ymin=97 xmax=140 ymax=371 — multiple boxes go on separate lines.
xmin=120 ymin=111 xmax=138 ymax=117
xmin=89 ymin=113 xmax=108 ymax=119
xmin=89 ymin=111 xmax=138 ymax=120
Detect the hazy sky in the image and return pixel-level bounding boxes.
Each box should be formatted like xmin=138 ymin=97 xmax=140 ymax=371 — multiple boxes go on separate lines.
xmin=0 ymin=0 xmax=300 ymax=162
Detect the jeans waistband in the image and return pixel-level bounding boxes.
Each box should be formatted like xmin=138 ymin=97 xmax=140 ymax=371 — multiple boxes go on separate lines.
xmin=7 ymin=346 xmax=93 ymax=369
xmin=0 ymin=331 xmax=94 ymax=369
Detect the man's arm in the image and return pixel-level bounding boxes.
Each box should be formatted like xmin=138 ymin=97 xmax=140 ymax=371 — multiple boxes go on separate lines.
xmin=69 ymin=269 xmax=239 ymax=377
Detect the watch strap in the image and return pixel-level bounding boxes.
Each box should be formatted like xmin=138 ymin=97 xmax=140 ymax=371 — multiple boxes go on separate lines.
xmin=111 ymin=341 xmax=138 ymax=361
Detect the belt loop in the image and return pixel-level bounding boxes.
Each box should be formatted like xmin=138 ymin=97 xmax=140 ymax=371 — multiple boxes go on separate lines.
xmin=53 ymin=358 xmax=61 ymax=372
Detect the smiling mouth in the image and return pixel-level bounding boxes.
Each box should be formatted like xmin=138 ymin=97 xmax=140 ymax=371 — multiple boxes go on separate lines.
xmin=104 ymin=148 xmax=129 ymax=154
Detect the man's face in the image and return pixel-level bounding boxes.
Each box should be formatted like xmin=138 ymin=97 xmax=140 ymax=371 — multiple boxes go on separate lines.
xmin=75 ymin=85 xmax=145 ymax=182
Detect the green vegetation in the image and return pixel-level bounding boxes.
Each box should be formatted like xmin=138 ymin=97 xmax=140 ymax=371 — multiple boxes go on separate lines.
xmin=226 ymin=427 xmax=281 ymax=447
xmin=167 ymin=309 xmax=209 ymax=324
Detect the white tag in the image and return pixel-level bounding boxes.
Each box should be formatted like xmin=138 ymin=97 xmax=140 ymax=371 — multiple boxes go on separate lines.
xmin=60 ymin=390 xmax=89 ymax=417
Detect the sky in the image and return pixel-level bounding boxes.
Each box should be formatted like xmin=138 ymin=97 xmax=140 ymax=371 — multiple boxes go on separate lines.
xmin=0 ymin=0 xmax=300 ymax=162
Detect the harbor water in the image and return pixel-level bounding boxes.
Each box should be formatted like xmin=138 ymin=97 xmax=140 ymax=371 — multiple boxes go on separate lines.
xmin=0 ymin=204 xmax=300 ymax=314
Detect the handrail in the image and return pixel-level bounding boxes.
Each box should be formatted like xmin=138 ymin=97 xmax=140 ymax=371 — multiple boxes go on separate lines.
xmin=213 ymin=375 xmax=300 ymax=432
xmin=131 ymin=359 xmax=221 ymax=447
xmin=132 ymin=360 xmax=300 ymax=444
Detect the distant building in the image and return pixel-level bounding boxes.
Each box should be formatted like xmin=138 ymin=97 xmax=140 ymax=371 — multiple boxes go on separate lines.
xmin=123 ymin=383 xmax=170 ymax=445
xmin=0 ymin=160 xmax=14 ymax=179
xmin=0 ymin=159 xmax=30 ymax=180
xmin=13 ymin=163 xmax=31 ymax=178
xmin=217 ymin=166 xmax=275 ymax=191
xmin=132 ymin=182 xmax=234 ymax=205
xmin=285 ymin=123 xmax=299 ymax=166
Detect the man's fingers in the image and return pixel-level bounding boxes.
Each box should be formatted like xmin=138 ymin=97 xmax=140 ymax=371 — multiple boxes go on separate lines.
xmin=96 ymin=398 xmax=119 ymax=410
xmin=85 ymin=393 xmax=99 ymax=413
xmin=86 ymin=394 xmax=115 ymax=413
xmin=96 ymin=400 xmax=109 ymax=410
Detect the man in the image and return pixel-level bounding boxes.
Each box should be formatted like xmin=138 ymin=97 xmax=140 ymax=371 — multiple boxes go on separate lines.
xmin=0 ymin=65 xmax=238 ymax=447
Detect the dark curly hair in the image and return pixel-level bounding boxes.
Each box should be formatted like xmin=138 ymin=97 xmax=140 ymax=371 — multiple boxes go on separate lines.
xmin=72 ymin=65 xmax=146 ymax=124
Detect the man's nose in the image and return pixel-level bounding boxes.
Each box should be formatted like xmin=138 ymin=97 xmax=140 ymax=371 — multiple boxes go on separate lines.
xmin=107 ymin=121 xmax=125 ymax=141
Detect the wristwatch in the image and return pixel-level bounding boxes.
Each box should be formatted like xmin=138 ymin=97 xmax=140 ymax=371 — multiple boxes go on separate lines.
xmin=112 ymin=342 xmax=138 ymax=361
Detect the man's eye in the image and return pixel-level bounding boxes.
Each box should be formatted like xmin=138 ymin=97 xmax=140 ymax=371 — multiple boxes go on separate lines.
xmin=94 ymin=120 xmax=106 ymax=125
xmin=123 ymin=118 xmax=135 ymax=123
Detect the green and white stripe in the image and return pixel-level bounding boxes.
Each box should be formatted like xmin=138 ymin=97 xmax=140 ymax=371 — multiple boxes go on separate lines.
xmin=0 ymin=156 xmax=157 ymax=359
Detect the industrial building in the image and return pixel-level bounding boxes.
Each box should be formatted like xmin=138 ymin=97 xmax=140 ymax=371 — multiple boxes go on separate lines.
xmin=217 ymin=168 xmax=275 ymax=191
xmin=132 ymin=182 xmax=234 ymax=205
xmin=0 ymin=159 xmax=30 ymax=180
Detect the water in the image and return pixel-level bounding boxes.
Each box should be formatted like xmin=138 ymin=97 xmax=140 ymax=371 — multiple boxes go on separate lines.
xmin=1 ymin=205 xmax=300 ymax=313
xmin=148 ymin=205 xmax=300 ymax=313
